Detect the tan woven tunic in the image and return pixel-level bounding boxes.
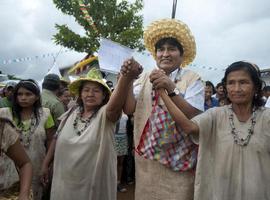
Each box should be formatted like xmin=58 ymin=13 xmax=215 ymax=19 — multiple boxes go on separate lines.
xmin=192 ymin=106 xmax=270 ymax=200
xmin=133 ymin=71 xmax=200 ymax=200
xmin=0 ymin=119 xmax=18 ymax=190
xmin=50 ymin=105 xmax=117 ymax=200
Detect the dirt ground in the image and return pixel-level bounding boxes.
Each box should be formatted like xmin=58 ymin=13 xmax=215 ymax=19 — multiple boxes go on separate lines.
xmin=117 ymin=183 xmax=135 ymax=200
xmin=0 ymin=183 xmax=135 ymax=200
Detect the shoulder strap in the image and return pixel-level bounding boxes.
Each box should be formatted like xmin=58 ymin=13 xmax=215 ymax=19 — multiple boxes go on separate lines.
xmin=56 ymin=106 xmax=78 ymax=136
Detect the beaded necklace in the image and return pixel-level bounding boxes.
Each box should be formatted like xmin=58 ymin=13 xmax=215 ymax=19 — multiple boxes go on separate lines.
xmin=228 ymin=104 xmax=257 ymax=146
xmin=16 ymin=114 xmax=38 ymax=148
xmin=73 ymin=107 xmax=97 ymax=136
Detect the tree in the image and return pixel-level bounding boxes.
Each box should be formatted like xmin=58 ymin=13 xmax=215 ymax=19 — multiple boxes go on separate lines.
xmin=53 ymin=0 xmax=144 ymax=54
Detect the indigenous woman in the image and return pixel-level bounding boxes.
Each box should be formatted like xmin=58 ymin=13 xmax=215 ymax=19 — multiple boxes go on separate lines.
xmin=0 ymin=79 xmax=55 ymax=200
xmin=159 ymin=61 xmax=270 ymax=200
xmin=42 ymin=67 xmax=140 ymax=200
xmin=0 ymin=117 xmax=32 ymax=200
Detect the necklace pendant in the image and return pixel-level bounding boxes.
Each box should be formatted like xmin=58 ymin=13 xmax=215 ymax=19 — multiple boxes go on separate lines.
xmin=20 ymin=137 xmax=30 ymax=148
xmin=24 ymin=143 xmax=30 ymax=148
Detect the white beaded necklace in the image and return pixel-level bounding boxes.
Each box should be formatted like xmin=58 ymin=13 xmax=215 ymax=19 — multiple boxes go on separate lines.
xmin=228 ymin=105 xmax=257 ymax=146
xmin=73 ymin=107 xmax=97 ymax=136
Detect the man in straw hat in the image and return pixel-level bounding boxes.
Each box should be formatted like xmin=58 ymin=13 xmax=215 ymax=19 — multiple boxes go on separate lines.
xmin=121 ymin=18 xmax=204 ymax=199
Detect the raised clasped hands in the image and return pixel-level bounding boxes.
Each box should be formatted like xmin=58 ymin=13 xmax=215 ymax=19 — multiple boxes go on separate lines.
xmin=149 ymin=69 xmax=175 ymax=93
xmin=120 ymin=57 xmax=143 ymax=80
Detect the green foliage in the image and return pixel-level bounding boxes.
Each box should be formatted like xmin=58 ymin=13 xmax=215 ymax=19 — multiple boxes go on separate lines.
xmin=53 ymin=0 xmax=144 ymax=54
xmin=7 ymin=75 xmax=21 ymax=80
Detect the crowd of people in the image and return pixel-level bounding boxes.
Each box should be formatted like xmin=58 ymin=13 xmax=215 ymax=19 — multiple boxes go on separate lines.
xmin=0 ymin=18 xmax=270 ymax=200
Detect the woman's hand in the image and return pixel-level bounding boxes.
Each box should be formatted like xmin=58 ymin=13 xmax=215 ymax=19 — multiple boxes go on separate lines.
xmin=149 ymin=69 xmax=175 ymax=93
xmin=157 ymin=88 xmax=167 ymax=97
xmin=120 ymin=58 xmax=143 ymax=80
xmin=40 ymin=161 xmax=50 ymax=187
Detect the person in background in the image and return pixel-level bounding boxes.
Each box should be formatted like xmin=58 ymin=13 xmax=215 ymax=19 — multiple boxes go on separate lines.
xmin=213 ymin=82 xmax=225 ymax=100
xmin=115 ymin=113 xmax=129 ymax=192
xmin=218 ymin=96 xmax=229 ymax=106
xmin=59 ymin=77 xmax=70 ymax=92
xmin=58 ymin=88 xmax=72 ymax=111
xmin=0 ymin=86 xmax=5 ymax=98
xmin=41 ymin=74 xmax=63 ymax=200
xmin=41 ymin=67 xmax=140 ymax=200
xmin=262 ymin=86 xmax=270 ymax=98
xmin=122 ymin=115 xmax=135 ymax=185
xmin=262 ymin=85 xmax=270 ymax=104
xmin=121 ymin=18 xmax=204 ymax=200
xmin=0 ymin=81 xmax=17 ymax=108
xmin=204 ymin=81 xmax=219 ymax=111
xmin=0 ymin=81 xmax=19 ymax=193
xmin=265 ymin=95 xmax=270 ymax=108
xmin=158 ymin=61 xmax=270 ymax=200
xmin=0 ymin=117 xmax=32 ymax=200
xmin=0 ymin=79 xmax=55 ymax=200
xmin=106 ymin=80 xmax=114 ymax=91
xmin=262 ymin=85 xmax=270 ymax=107
xmin=41 ymin=74 xmax=65 ymax=127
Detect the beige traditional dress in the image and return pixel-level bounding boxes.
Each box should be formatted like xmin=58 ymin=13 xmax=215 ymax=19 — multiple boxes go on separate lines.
xmin=192 ymin=105 xmax=270 ymax=200
xmin=133 ymin=70 xmax=203 ymax=200
xmin=0 ymin=107 xmax=52 ymax=200
xmin=0 ymin=119 xmax=19 ymax=190
xmin=50 ymin=105 xmax=117 ymax=200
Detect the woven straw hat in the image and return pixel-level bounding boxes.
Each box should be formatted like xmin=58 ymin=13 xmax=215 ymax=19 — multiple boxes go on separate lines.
xmin=69 ymin=68 xmax=111 ymax=96
xmin=144 ymin=18 xmax=196 ymax=67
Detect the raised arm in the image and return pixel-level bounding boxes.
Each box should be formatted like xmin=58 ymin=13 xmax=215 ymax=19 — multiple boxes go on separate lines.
xmin=158 ymin=89 xmax=199 ymax=135
xmin=123 ymin=79 xmax=136 ymax=115
xmin=106 ymin=58 xmax=142 ymax=122
xmin=6 ymin=139 xmax=32 ymax=200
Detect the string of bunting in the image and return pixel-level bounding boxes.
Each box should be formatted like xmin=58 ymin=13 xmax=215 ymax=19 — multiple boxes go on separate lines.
xmin=1 ymin=50 xmax=70 ymax=65
xmin=139 ymin=52 xmax=226 ymax=71
xmin=188 ymin=63 xmax=226 ymax=71
xmin=1 ymin=51 xmax=226 ymax=72
xmin=78 ymin=0 xmax=98 ymax=33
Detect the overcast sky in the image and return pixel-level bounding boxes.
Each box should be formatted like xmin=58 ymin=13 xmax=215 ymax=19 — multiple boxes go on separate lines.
xmin=0 ymin=0 xmax=270 ymax=84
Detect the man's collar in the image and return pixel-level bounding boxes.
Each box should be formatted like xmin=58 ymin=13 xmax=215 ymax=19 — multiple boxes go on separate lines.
xmin=169 ymin=68 xmax=182 ymax=82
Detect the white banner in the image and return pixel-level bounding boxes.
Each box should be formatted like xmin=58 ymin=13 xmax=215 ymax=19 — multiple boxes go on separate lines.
xmin=98 ymin=38 xmax=133 ymax=73
xmin=98 ymin=38 xmax=156 ymax=73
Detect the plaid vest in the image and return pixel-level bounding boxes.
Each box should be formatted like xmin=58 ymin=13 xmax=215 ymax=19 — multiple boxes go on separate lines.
xmin=136 ymin=91 xmax=198 ymax=171
xmin=134 ymin=70 xmax=201 ymax=171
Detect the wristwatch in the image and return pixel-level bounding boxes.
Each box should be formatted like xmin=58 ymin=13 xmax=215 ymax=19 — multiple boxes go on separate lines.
xmin=168 ymin=87 xmax=180 ymax=97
